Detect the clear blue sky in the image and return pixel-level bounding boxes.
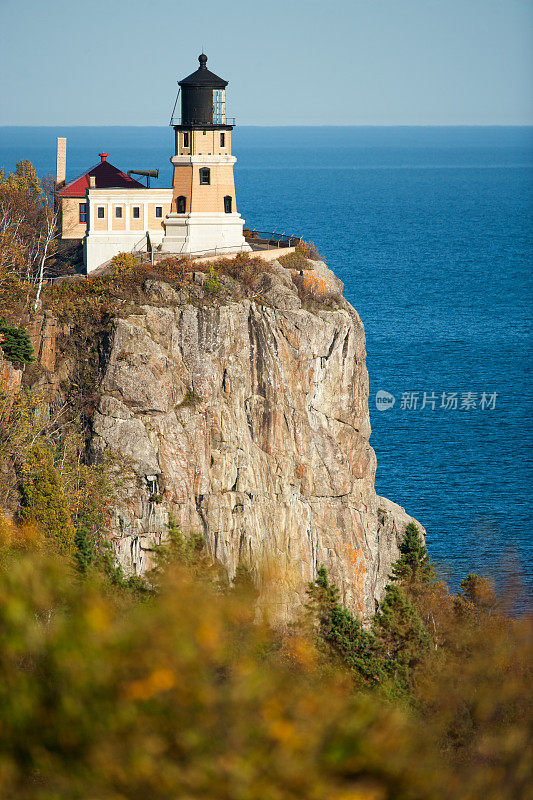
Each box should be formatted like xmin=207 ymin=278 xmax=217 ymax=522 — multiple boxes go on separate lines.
xmin=1 ymin=0 xmax=532 ymax=125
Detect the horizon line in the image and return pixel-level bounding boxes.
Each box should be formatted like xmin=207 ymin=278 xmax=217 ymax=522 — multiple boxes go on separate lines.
xmin=1 ymin=123 xmax=533 ymax=129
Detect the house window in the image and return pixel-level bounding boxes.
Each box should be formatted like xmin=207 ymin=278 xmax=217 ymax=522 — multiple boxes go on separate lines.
xmin=183 ymin=132 xmax=189 ymax=148
xmin=115 ymin=206 xmax=123 ymax=218
xmin=155 ymin=206 xmax=162 ymax=218
xmin=199 ymin=167 xmax=210 ymax=185
xmin=176 ymin=195 xmax=186 ymax=213
xmin=79 ymin=203 xmax=87 ymax=223
xmin=224 ymin=195 xmax=232 ymax=213
xmin=220 ymin=132 xmax=225 ymax=148
xmin=97 ymin=206 xmax=105 ymax=219
xmin=133 ymin=206 xmax=140 ymax=219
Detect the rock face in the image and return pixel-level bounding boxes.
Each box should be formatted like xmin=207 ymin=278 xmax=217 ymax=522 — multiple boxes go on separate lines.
xmin=90 ymin=261 xmax=423 ymax=619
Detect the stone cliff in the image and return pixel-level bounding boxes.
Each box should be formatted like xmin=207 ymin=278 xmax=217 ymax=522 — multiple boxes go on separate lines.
xmin=83 ymin=258 xmax=423 ymax=619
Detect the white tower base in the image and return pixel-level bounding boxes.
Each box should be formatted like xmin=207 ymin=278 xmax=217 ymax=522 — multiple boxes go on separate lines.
xmin=161 ymin=212 xmax=251 ymax=256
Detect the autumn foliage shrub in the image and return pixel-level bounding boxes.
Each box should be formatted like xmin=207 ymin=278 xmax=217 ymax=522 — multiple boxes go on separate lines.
xmin=309 ymin=525 xmax=533 ymax=800
xmin=0 ymin=512 xmax=530 ymax=799
xmin=296 ymin=240 xmax=323 ymax=261
xmin=291 ymin=271 xmax=342 ymax=309
xmin=279 ymin=240 xmax=324 ymax=271
xmin=19 ymin=442 xmax=75 ymax=555
xmin=0 ymin=389 xmax=121 ymax=567
xmin=208 ymin=252 xmax=272 ymax=291
xmin=277 ymin=249 xmax=311 ymax=271
xmin=0 ymin=537 xmax=442 ymax=800
xmin=43 ymin=252 xmax=193 ymax=318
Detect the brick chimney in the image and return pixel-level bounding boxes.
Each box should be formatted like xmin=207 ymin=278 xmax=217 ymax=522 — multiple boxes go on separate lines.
xmin=56 ymin=137 xmax=66 ymax=189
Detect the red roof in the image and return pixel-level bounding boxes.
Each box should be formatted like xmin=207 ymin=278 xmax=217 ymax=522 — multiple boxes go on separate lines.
xmin=58 ymin=155 xmax=145 ymax=197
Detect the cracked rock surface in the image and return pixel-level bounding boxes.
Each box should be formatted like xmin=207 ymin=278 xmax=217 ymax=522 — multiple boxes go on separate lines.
xmin=91 ymin=262 xmax=424 ymax=619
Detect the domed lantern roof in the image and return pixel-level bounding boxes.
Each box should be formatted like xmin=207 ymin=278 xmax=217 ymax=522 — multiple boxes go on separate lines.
xmin=178 ymin=54 xmax=228 ymax=89
xmin=174 ymin=54 xmax=232 ymax=128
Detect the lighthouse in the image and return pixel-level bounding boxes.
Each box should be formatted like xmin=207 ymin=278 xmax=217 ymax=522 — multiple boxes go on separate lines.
xmin=161 ymin=54 xmax=250 ymax=255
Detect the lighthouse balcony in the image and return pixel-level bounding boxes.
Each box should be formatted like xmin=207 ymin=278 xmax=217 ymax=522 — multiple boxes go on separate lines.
xmin=170 ymin=116 xmax=236 ymax=128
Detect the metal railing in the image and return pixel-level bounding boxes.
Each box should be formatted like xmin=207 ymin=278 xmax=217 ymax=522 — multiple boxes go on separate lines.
xmin=244 ymin=230 xmax=301 ymax=250
xmin=146 ymin=231 xmax=154 ymax=265
xmin=151 ymin=243 xmax=251 ymax=259
xmin=41 ymin=233 xmax=300 ymax=282
xmin=170 ymin=116 xmax=236 ymax=127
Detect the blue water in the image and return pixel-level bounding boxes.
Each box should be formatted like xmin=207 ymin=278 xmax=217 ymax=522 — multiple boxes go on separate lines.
xmin=1 ymin=126 xmax=532 ymax=600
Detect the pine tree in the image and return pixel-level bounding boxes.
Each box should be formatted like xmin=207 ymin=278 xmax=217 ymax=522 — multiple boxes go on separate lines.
xmin=373 ymin=583 xmax=431 ymax=690
xmin=0 ymin=318 xmax=35 ymax=367
xmin=390 ymin=522 xmax=435 ymax=586
xmin=307 ymin=566 xmax=387 ymax=687
xmin=74 ymin=513 xmax=95 ymax=574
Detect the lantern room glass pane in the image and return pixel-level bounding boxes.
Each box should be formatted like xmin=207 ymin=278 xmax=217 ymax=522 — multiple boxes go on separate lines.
xmin=213 ymin=89 xmax=226 ymax=124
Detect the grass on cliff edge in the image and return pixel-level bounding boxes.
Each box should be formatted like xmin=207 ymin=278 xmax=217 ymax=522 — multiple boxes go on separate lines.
xmin=278 ymin=239 xmax=324 ymax=271
xmin=0 ymin=252 xmax=276 ymax=324
xmin=39 ymin=251 xmax=277 ymax=318
xmin=1 ymin=242 xmax=331 ymax=328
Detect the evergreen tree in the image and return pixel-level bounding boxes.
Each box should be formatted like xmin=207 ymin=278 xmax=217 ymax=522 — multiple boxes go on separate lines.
xmin=373 ymin=583 xmax=431 ymax=690
xmin=390 ymin=522 xmax=435 ymax=586
xmin=73 ymin=513 xmax=95 ymax=574
xmin=307 ymin=566 xmax=387 ymax=687
xmin=0 ymin=318 xmax=35 ymax=367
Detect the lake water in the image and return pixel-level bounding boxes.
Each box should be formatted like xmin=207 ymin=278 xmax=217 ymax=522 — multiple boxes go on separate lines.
xmin=1 ymin=125 xmax=532 ymax=602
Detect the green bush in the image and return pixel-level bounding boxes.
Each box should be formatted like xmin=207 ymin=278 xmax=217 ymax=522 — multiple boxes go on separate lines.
xmin=0 ymin=317 xmax=35 ymax=366
xmin=19 ymin=443 xmax=75 ymax=555
xmin=204 ymin=267 xmax=222 ymax=293
xmin=179 ymin=388 xmax=203 ymax=408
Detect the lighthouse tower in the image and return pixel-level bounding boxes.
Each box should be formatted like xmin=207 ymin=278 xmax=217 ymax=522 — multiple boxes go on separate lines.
xmin=161 ymin=54 xmax=250 ymax=255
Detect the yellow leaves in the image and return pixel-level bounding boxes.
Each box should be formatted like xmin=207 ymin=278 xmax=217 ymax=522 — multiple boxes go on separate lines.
xmin=1 ymin=544 xmax=528 ymax=800
xmin=195 ymin=618 xmax=221 ymax=653
xmin=0 ymin=160 xmax=41 ymax=194
xmin=261 ymin=698 xmax=297 ymax=746
xmin=85 ymin=601 xmax=111 ymax=634
xmin=0 ymin=514 xmax=42 ymax=553
xmin=268 ymin=717 xmax=298 ymax=747
xmin=110 ymin=252 xmax=138 ymax=279
xmin=283 ymin=632 xmax=317 ymax=669
xmin=126 ymin=668 xmax=176 ymax=701
xmin=328 ymin=785 xmax=385 ymax=800
xmin=0 ymin=160 xmax=55 ymax=287
xmin=0 ymin=389 xmax=118 ymax=560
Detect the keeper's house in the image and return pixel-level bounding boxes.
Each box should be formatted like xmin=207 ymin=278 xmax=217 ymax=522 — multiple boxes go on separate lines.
xmin=56 ymin=53 xmax=249 ymax=273
xmin=56 ymin=147 xmax=173 ymax=272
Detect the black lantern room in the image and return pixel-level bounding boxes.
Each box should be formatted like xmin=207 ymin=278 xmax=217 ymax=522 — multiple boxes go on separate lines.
xmin=173 ymin=54 xmax=234 ymax=129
